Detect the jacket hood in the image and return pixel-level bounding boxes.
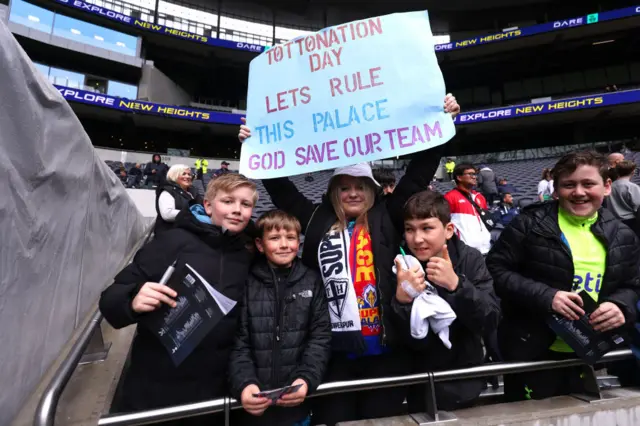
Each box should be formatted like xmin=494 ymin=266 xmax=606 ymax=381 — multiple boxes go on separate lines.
xmin=250 ymin=256 xmax=307 ymax=286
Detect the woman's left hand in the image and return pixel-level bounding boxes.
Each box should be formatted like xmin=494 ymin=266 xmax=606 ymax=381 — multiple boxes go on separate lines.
xmin=444 ymin=93 xmax=460 ymax=118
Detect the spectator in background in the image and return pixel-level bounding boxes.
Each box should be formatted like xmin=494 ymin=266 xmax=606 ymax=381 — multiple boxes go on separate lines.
xmin=607 ymin=152 xmax=625 ymax=182
xmin=487 ymin=151 xmax=640 ymax=402
xmin=445 ymin=164 xmax=492 ymax=255
xmin=537 ymin=168 xmax=553 ymax=202
xmin=373 ymin=168 xmax=397 ymax=196
xmin=445 ymin=158 xmax=456 ymax=181
xmin=195 ymin=158 xmax=208 ymax=181
xmin=608 ymin=160 xmax=640 ymax=230
xmin=498 ymin=178 xmax=517 ymax=195
xmin=477 ymin=165 xmax=499 ymax=205
xmin=117 ymin=165 xmax=127 ymax=184
xmin=214 ymin=161 xmax=231 ymax=177
xmin=493 ymin=193 xmax=519 ymax=227
xmin=155 ymin=164 xmax=203 ymax=235
xmin=144 ymin=154 xmax=168 ymax=187
xmin=127 ymin=163 xmax=143 ymax=188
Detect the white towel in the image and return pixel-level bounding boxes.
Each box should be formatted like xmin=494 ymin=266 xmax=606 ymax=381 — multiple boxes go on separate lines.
xmin=393 ymin=254 xmax=457 ymax=348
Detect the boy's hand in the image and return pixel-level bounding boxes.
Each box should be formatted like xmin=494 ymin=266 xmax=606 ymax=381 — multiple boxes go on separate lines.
xmin=131 ymin=282 xmax=177 ymax=313
xmin=241 ymin=384 xmax=271 ymax=416
xmin=590 ymin=302 xmax=625 ymax=332
xmin=239 ymin=117 xmax=251 ymax=143
xmin=276 ymin=379 xmax=308 ymax=407
xmin=394 ymin=258 xmax=426 ymax=303
xmin=426 ymin=245 xmax=458 ymax=292
xmin=551 ymin=291 xmax=584 ymax=320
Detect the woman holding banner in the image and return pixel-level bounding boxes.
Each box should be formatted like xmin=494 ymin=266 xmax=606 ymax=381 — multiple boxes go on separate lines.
xmin=237 ymin=94 xmax=459 ymax=425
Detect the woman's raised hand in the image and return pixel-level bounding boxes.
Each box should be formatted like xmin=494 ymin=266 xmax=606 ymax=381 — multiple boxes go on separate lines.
xmin=444 ymin=93 xmax=460 ymax=118
xmin=238 ymin=117 xmax=251 ymax=143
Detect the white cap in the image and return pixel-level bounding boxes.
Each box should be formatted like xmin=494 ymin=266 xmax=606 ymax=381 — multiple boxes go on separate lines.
xmin=331 ymin=163 xmax=380 ymax=187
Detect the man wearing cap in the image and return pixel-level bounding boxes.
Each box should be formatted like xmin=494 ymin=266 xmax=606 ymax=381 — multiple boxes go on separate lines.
xmin=214 ymin=161 xmax=231 ymax=177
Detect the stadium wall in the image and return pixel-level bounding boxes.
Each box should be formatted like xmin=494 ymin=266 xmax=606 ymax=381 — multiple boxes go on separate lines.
xmin=138 ymin=61 xmax=191 ymax=105
xmin=0 ymin=20 xmax=148 ymax=424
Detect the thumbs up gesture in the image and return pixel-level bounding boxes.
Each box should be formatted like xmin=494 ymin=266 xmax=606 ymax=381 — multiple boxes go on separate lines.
xmin=426 ymin=244 xmax=459 ymax=292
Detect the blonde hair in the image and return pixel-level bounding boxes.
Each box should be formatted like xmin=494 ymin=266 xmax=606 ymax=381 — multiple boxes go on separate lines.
xmin=256 ymin=210 xmax=301 ymax=238
xmin=328 ymin=176 xmax=376 ymax=231
xmin=205 ymin=173 xmax=258 ymax=205
xmin=166 ymin=164 xmax=191 ymax=183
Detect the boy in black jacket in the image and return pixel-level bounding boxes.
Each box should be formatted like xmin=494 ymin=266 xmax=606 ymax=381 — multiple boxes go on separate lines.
xmin=99 ymin=174 xmax=258 ymax=424
xmin=229 ymin=210 xmax=331 ymax=426
xmin=487 ymin=151 xmax=640 ymax=402
xmin=392 ymin=191 xmax=500 ymax=411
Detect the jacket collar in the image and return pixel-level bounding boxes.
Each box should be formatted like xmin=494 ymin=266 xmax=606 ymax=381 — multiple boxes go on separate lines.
xmin=251 ymin=257 xmax=305 ymax=286
xmin=174 ymin=206 xmax=245 ymax=250
xmin=524 ymin=201 xmax=614 ymax=240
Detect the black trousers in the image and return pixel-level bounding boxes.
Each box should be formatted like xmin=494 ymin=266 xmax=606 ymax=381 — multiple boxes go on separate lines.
xmin=503 ymin=350 xmax=585 ymax=402
xmin=310 ymin=351 xmax=409 ymax=426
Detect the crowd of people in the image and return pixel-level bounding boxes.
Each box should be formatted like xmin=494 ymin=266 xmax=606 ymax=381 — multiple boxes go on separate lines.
xmin=97 ymin=95 xmax=640 ymax=426
xmin=109 ymin=154 xmax=233 ymax=189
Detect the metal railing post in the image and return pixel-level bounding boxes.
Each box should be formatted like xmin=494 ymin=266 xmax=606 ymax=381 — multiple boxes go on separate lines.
xmin=224 ymin=396 xmax=231 ymax=426
xmin=79 ymin=322 xmax=112 ymax=365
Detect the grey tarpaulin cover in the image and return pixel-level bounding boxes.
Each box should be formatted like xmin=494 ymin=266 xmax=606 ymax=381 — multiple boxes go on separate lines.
xmin=0 ymin=20 xmax=148 ymax=422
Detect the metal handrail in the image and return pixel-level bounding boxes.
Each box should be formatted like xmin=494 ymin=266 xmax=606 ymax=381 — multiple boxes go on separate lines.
xmin=35 ymin=310 xmax=104 ymax=426
xmin=34 ymin=225 xmax=155 ymax=426
xmin=98 ymin=348 xmax=633 ymax=426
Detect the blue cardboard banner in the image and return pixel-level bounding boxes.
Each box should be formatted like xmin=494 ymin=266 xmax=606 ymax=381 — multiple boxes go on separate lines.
xmin=453 ymin=90 xmax=640 ymax=124
xmin=240 ymin=11 xmax=456 ymax=179
xmin=434 ymin=5 xmax=640 ymax=52
xmin=55 ymin=85 xmax=242 ymax=124
xmin=52 ymin=0 xmax=265 ymax=53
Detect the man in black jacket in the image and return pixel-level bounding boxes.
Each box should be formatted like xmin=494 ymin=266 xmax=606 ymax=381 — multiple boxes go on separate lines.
xmin=144 ymin=154 xmax=168 ymax=187
xmin=99 ymin=174 xmax=258 ymax=423
xmin=229 ymin=210 xmax=331 ymax=426
xmin=392 ymin=191 xmax=500 ymax=411
xmin=487 ymin=151 xmax=640 ymax=402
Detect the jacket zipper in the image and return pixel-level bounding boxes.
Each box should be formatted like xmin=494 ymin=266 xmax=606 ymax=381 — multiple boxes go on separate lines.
xmin=219 ymin=252 xmax=224 ymax=285
xmin=270 ymin=268 xmax=284 ymax=387
xmin=302 ymin=206 xmax=321 ymax=260
xmin=376 ymin=266 xmax=387 ymax=346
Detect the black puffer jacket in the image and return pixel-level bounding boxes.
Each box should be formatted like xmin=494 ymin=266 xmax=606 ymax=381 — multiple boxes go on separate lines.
xmin=99 ymin=208 xmax=252 ymax=411
xmin=229 ymin=258 xmax=331 ymax=425
xmin=262 ymin=145 xmax=446 ymax=352
xmin=486 ymin=201 xmax=640 ymax=361
xmin=391 ymin=236 xmax=500 ymax=407
xmin=154 ymin=181 xmax=203 ymax=235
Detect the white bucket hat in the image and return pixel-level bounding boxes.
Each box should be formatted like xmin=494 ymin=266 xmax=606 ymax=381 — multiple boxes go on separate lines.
xmin=331 ymin=163 xmax=381 ymax=187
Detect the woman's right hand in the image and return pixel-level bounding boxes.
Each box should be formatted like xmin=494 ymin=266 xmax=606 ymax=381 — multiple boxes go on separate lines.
xmin=239 ymin=117 xmax=251 ymax=143
xmin=131 ymin=282 xmax=178 ymax=313
xmin=394 ymin=258 xmax=426 ymax=304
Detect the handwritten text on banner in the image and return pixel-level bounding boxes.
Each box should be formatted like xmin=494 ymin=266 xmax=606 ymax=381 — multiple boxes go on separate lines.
xmin=240 ymin=11 xmax=455 ymax=179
